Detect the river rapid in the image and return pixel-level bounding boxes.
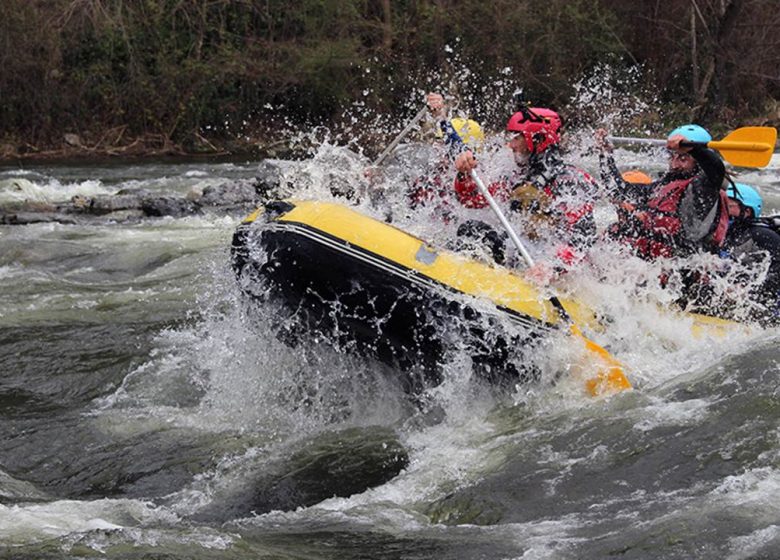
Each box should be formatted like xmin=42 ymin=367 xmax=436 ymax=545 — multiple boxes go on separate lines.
xmin=1 ymin=140 xmax=779 ymax=560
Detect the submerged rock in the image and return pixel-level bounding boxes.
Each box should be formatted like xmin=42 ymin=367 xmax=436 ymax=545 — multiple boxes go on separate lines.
xmin=425 ymin=491 xmax=505 ymax=526
xmin=0 ymin=212 xmax=78 ymax=225
xmin=0 ymin=470 xmax=49 ymax=504
xmin=199 ymin=179 xmax=259 ymax=206
xmin=140 ymin=195 xmax=199 ymax=217
xmin=85 ymin=194 xmax=147 ymax=215
xmin=192 ymin=426 xmax=408 ymax=522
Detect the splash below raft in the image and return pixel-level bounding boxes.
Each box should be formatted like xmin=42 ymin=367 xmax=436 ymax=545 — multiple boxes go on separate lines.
xmin=230 ymin=200 xmax=619 ymax=393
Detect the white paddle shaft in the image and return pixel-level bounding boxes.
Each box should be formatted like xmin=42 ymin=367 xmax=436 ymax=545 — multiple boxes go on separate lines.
xmin=469 ymin=170 xmax=535 ymax=268
xmin=373 ymin=106 xmax=429 ymax=166
xmin=608 ymin=135 xmax=666 ymax=146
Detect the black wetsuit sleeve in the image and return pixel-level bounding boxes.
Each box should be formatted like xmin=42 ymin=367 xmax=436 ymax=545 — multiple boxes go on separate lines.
xmin=691 ymin=146 xmax=725 ymax=187
xmin=687 ymin=146 xmax=725 ymax=216
xmin=598 ymin=153 xmax=625 ymax=196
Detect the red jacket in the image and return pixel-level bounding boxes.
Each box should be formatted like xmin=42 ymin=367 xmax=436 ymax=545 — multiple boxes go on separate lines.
xmin=452 ymin=172 xmax=511 ymax=208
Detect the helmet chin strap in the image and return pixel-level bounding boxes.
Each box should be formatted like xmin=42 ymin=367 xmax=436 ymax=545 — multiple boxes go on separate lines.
xmin=532 ymin=131 xmax=547 ymax=153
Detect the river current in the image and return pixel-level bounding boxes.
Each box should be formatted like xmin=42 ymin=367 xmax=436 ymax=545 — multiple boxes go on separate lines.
xmin=0 ymin=142 xmax=779 ymax=559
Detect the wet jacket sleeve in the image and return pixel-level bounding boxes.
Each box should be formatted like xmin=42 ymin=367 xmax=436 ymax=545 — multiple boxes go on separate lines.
xmin=598 ymin=153 xmax=626 ymax=197
xmin=453 ymin=173 xmax=510 ymax=209
xmin=598 ymin=152 xmax=651 ymax=206
xmin=688 ymin=146 xmax=725 ymax=213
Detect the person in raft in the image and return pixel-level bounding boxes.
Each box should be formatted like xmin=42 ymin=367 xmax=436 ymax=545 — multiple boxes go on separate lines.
xmin=602 ymin=169 xmax=654 ymax=243
xmin=405 ymin=92 xmax=485 ymax=212
xmin=451 ymin=105 xmax=600 ymax=279
xmin=594 ymin=124 xmax=729 ymax=260
xmin=719 ymin=183 xmax=780 ymax=323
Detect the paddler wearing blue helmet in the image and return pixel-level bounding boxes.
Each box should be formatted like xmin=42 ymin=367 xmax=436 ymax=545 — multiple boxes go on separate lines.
xmin=594 ymin=124 xmax=729 ymax=260
xmin=720 ymin=182 xmax=780 ymax=322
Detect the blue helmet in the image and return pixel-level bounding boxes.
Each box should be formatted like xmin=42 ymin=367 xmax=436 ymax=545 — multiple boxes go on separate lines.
xmin=667 ymin=124 xmax=712 ymax=143
xmin=727 ymin=183 xmax=762 ymax=217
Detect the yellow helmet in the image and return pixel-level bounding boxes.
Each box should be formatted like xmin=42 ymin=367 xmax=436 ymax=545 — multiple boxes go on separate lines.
xmin=451 ymin=117 xmax=485 ymax=147
xmin=434 ymin=117 xmax=485 ymax=147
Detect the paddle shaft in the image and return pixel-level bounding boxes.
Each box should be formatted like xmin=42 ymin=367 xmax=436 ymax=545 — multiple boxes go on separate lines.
xmin=609 ymin=136 xmax=773 ymax=153
xmin=468 ymin=170 xmax=573 ymax=322
xmin=468 ymin=170 xmax=630 ymax=393
xmin=607 ymin=136 xmax=665 ymax=147
xmin=373 ymin=106 xmax=429 ymax=167
xmin=609 ymin=136 xmax=710 ymax=149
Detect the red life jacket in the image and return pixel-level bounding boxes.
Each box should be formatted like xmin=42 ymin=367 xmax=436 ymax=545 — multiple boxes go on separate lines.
xmin=629 ymin=177 xmax=729 ymax=259
xmin=710 ymin=189 xmax=730 ymax=247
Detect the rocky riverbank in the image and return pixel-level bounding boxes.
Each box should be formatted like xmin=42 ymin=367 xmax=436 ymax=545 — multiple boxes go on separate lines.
xmin=0 ymin=131 xmax=295 ymax=165
xmin=0 ymin=161 xmax=285 ymax=226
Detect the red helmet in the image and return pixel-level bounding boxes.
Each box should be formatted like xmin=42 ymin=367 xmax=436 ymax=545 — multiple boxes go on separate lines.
xmin=506 ymin=108 xmax=562 ymax=153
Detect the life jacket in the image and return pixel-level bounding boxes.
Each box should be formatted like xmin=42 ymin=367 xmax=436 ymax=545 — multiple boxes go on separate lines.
xmin=629 ymin=177 xmax=728 ymax=259
xmin=408 ymin=168 xmax=458 ymax=223
xmin=409 ymin=172 xmax=447 ymax=208
xmin=453 ymin=151 xmax=596 ymax=245
xmin=711 ymin=189 xmax=730 ymax=247
xmin=529 ymin=162 xmax=597 ymax=245
xmin=757 ymin=215 xmax=780 ymax=235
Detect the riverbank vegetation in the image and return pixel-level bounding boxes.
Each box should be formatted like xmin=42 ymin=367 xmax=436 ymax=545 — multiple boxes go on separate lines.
xmin=1 ymin=0 xmax=777 ymax=160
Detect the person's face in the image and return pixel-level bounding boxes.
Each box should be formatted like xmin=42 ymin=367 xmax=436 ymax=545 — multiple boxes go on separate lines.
xmin=727 ymin=198 xmax=742 ymax=218
xmin=727 ymin=198 xmax=752 ymax=220
xmin=508 ymin=133 xmax=530 ymax=165
xmin=668 ymin=151 xmax=696 ymax=173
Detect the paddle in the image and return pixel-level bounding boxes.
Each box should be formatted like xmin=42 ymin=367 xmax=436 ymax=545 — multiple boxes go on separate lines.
xmin=372 ymin=105 xmax=430 ymax=167
xmin=609 ymin=126 xmax=777 ymax=168
xmin=363 ymin=105 xmax=430 ymax=210
xmin=468 ymin=169 xmax=631 ymax=396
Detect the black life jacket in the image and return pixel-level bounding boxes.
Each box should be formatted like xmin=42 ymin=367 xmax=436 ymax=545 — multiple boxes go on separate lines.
xmin=524 ymin=149 xmax=597 ymax=244
xmin=756 ymin=215 xmax=780 ymax=235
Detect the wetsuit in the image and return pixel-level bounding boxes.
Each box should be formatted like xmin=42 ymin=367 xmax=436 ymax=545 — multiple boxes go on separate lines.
xmin=407 ymin=162 xmax=453 ymax=211
xmin=721 ymin=218 xmax=780 ymax=321
xmin=406 ymin=119 xmax=468 ymax=215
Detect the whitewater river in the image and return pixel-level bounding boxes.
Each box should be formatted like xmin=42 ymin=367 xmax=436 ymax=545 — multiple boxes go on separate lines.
xmin=0 ymin=144 xmax=779 ymax=559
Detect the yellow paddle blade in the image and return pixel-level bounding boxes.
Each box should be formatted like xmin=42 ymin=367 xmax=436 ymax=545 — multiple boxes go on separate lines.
xmin=584 ymin=363 xmax=632 ymax=397
xmin=568 ymin=324 xmax=632 ymax=396
xmin=709 ymin=126 xmax=777 ymax=167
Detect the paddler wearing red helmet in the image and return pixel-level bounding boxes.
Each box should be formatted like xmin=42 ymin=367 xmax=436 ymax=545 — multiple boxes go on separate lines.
xmin=452 ymin=105 xmax=600 ymax=275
